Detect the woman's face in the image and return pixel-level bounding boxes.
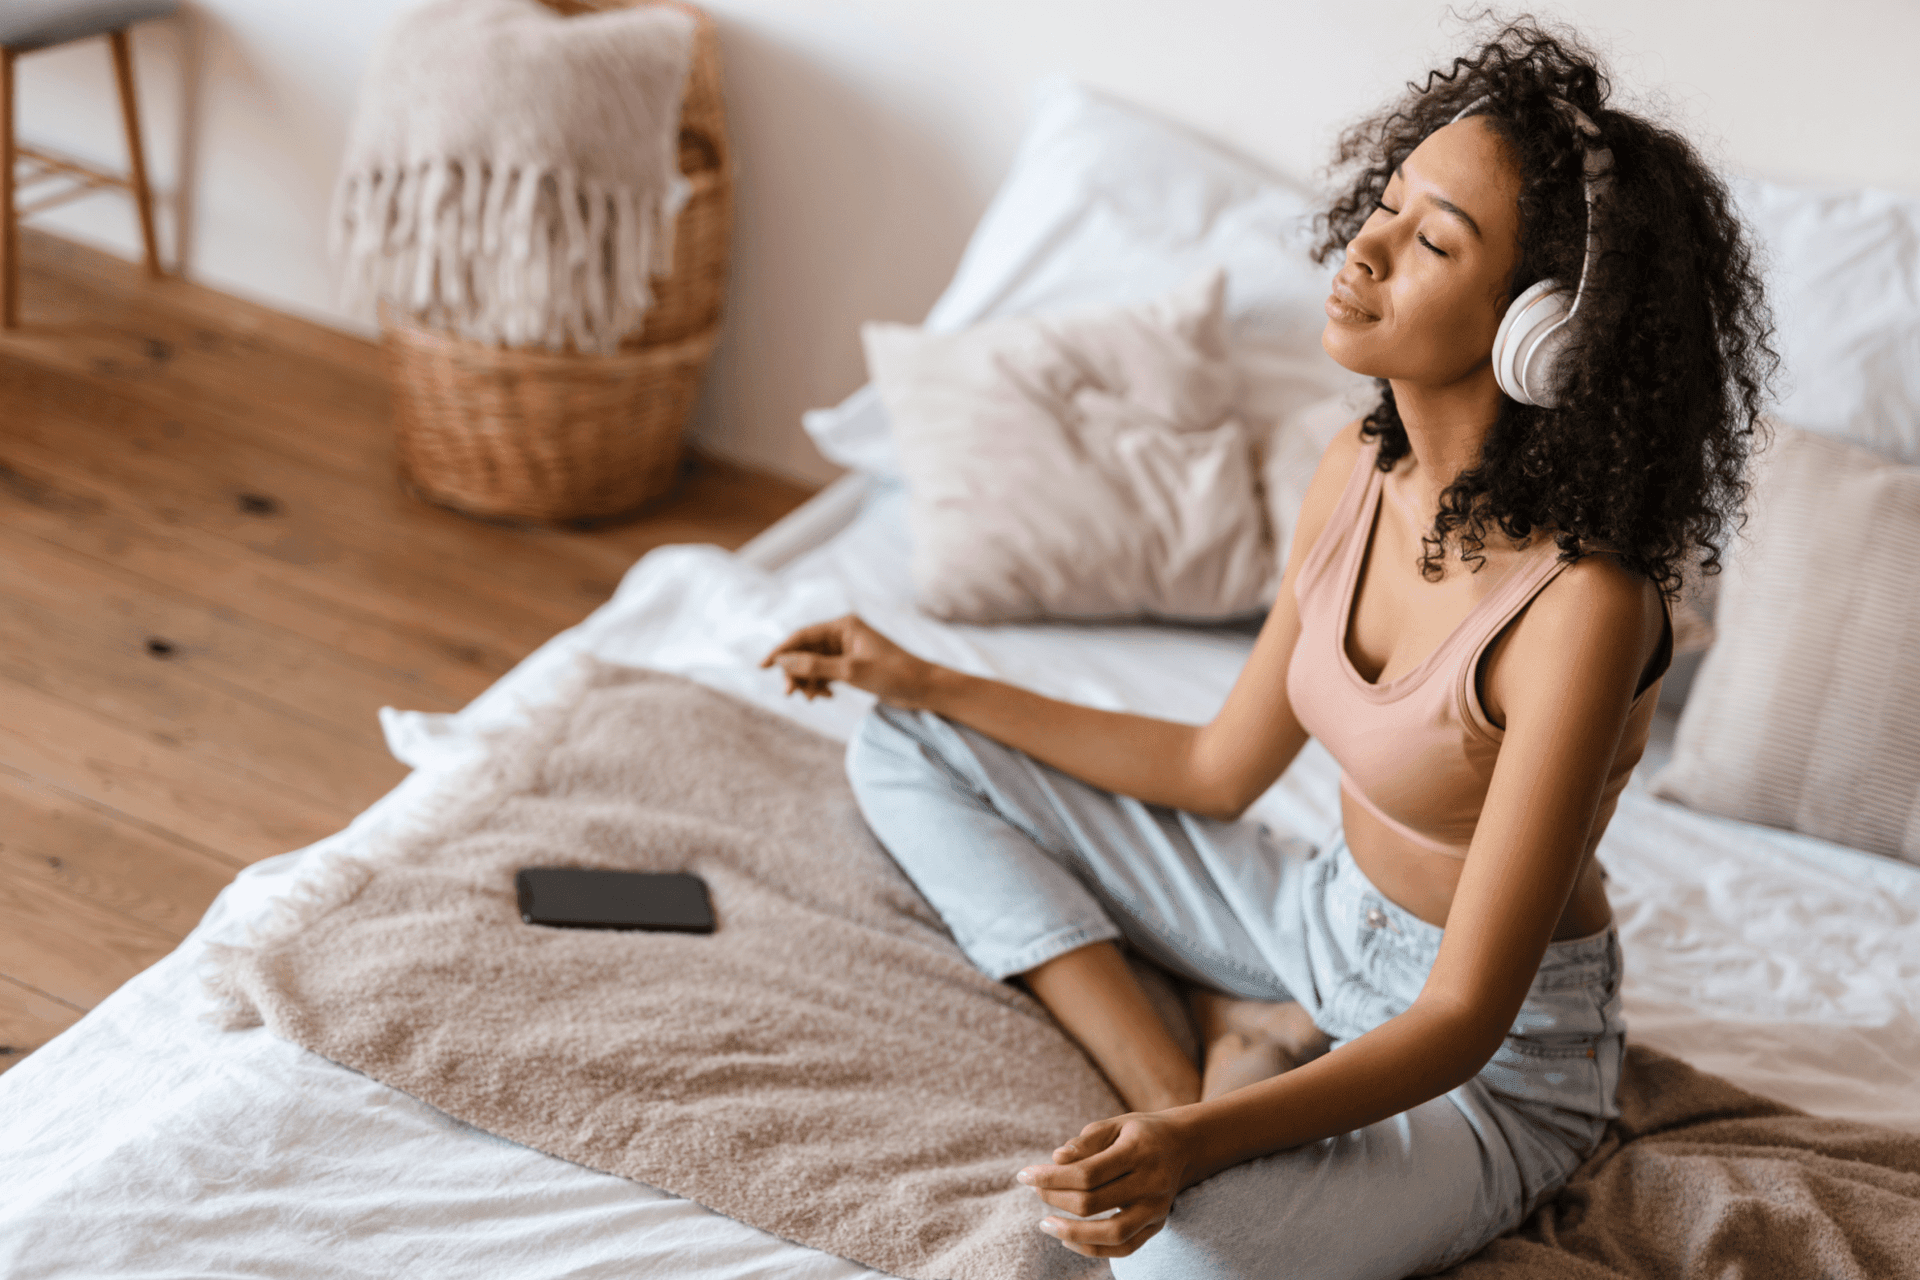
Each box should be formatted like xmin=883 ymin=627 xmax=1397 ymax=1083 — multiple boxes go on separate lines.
xmin=1321 ymin=116 xmax=1523 ymax=389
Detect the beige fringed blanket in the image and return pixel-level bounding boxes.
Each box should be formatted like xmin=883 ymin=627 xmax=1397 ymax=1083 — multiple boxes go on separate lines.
xmin=209 ymin=666 xmax=1920 ymax=1280
xmin=333 ymin=0 xmax=694 ymax=352
xmin=210 ymin=664 xmax=1120 ymax=1280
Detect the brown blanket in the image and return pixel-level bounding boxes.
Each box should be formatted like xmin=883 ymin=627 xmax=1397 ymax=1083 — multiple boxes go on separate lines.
xmin=1446 ymin=1048 xmax=1920 ymax=1280
xmin=209 ymin=665 xmax=1920 ymax=1280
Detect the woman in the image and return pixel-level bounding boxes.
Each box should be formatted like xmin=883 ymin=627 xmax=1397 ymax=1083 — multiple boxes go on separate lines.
xmin=763 ymin=20 xmax=1773 ymax=1278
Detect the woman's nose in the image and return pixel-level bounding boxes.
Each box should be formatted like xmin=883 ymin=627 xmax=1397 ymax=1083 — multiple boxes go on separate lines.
xmin=1346 ymin=226 xmax=1386 ymax=279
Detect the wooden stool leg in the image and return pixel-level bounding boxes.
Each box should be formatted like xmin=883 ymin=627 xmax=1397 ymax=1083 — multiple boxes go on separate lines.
xmin=2 ymin=47 xmax=17 ymax=328
xmin=109 ymin=28 xmax=163 ymax=279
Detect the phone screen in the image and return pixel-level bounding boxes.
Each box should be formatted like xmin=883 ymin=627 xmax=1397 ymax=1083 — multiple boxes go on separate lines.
xmin=516 ymin=867 xmax=716 ymax=933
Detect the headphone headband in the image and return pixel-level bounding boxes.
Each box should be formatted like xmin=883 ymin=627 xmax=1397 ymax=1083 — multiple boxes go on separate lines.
xmin=1444 ymin=94 xmax=1612 ymax=406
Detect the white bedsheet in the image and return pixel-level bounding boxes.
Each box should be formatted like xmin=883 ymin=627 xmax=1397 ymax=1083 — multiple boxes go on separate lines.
xmin=3 ymin=476 xmax=1917 ymax=1278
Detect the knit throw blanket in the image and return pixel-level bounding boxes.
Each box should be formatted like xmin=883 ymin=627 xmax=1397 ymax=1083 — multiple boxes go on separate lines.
xmin=206 ymin=666 xmax=1920 ymax=1279
xmin=333 ymin=0 xmax=694 ymax=353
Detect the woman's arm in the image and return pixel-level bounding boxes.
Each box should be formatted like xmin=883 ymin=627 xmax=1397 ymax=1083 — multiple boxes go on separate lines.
xmin=917 ymin=671 xmax=1246 ymax=819
xmin=763 ymin=421 xmax=1371 ymax=820
xmin=1022 ymin=552 xmax=1666 ymax=1257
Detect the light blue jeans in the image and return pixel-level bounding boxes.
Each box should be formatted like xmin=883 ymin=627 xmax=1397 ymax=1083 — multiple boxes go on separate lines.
xmin=846 ymin=704 xmax=1626 ymax=1280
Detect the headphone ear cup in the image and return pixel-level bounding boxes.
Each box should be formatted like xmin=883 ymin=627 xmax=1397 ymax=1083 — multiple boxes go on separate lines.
xmin=1492 ymin=279 xmax=1572 ymax=407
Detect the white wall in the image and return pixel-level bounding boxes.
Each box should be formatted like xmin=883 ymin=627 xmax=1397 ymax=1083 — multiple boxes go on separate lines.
xmin=17 ymin=0 xmax=1920 ymax=485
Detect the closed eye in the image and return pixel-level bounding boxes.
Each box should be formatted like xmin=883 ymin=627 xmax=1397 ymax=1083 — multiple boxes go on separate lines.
xmin=1374 ymin=200 xmax=1447 ymax=256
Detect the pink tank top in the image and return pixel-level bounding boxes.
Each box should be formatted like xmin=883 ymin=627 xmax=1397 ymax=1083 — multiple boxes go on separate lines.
xmin=1285 ymin=435 xmax=1671 ymax=860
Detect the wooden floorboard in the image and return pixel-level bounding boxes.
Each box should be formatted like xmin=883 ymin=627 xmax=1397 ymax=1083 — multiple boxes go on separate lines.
xmin=0 ymin=768 xmax=237 ymax=936
xmin=0 ymin=975 xmax=84 ymax=1075
xmin=0 ymin=541 xmax=411 ymax=812
xmin=0 ymin=865 xmax=181 ymax=1009
xmin=0 ymin=229 xmax=818 ymax=1072
xmin=0 ymin=655 xmax=360 ymax=858
xmin=0 ymin=441 xmax=518 ymax=700
xmin=0 ymin=361 xmax=589 ymax=655
xmin=0 ymin=523 xmax=467 ymax=736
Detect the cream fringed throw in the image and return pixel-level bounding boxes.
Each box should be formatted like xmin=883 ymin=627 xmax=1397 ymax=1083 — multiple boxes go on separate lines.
xmin=207 ymin=665 xmax=1120 ymax=1280
xmin=332 ymin=0 xmax=694 ymax=353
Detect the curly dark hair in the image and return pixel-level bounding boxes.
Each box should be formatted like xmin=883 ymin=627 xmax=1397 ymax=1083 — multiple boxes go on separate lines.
xmin=1314 ymin=15 xmax=1777 ymax=597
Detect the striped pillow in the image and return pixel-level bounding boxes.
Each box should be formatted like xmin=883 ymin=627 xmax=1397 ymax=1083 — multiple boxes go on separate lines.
xmin=1650 ymin=427 xmax=1920 ymax=864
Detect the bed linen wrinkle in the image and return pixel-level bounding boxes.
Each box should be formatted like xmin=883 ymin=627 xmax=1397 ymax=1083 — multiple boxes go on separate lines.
xmin=2 ymin=476 xmax=1917 ymax=1280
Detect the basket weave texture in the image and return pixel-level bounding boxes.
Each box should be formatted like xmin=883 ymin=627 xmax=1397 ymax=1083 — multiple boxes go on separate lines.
xmin=383 ymin=0 xmax=730 ymax=523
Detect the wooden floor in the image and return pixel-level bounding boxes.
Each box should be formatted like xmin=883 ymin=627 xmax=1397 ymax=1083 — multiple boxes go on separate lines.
xmin=0 ymin=229 xmax=815 ymax=1074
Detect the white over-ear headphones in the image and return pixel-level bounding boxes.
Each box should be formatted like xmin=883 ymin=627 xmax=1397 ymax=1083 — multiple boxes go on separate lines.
xmin=1450 ymin=95 xmax=1612 ymax=408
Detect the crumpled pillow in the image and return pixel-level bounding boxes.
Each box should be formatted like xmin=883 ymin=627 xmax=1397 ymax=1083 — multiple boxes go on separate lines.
xmin=862 ymin=270 xmax=1276 ymax=624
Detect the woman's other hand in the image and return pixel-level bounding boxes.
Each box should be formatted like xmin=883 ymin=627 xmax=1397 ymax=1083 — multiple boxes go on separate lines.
xmin=759 ymin=614 xmax=941 ymax=708
xmin=1017 ymin=1111 xmax=1196 ymax=1259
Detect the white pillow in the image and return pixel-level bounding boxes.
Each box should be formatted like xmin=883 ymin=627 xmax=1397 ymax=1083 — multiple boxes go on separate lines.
xmin=918 ymin=79 xmax=1333 ymax=339
xmin=1732 ymin=178 xmax=1920 ymax=463
xmin=864 ymin=270 xmax=1276 ymax=624
xmin=800 ymin=383 xmax=896 ymax=479
xmin=805 ymin=78 xmax=1359 ymax=482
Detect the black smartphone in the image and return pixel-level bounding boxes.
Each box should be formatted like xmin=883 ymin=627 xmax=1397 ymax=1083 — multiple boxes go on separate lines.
xmin=515 ymin=867 xmax=716 ymax=933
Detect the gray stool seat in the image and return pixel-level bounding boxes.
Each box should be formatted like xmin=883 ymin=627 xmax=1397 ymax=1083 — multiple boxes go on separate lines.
xmin=0 ymin=0 xmax=178 ymax=52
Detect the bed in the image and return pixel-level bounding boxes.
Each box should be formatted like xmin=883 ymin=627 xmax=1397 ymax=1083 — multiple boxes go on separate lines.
xmin=3 ymin=80 xmax=1918 ymax=1278
xmin=0 ymin=467 xmax=1914 ymax=1275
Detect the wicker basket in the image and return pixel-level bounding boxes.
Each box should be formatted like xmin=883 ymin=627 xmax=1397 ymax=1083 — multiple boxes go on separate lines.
xmin=383 ymin=0 xmax=730 ymax=524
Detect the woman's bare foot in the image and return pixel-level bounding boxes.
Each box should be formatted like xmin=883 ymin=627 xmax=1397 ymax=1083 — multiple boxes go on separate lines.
xmin=1187 ymin=989 xmax=1332 ymax=1101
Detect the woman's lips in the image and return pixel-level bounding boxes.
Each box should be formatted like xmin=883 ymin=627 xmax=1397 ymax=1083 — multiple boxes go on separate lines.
xmin=1325 ymin=283 xmax=1379 ymax=323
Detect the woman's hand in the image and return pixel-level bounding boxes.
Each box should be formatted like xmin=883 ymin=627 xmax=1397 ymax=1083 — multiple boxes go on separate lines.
xmin=759 ymin=614 xmax=943 ymax=709
xmin=1017 ymin=1110 xmax=1197 ymax=1259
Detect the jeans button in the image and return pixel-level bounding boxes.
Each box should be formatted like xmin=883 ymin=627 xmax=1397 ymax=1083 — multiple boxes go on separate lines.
xmin=1365 ymin=907 xmax=1388 ymax=930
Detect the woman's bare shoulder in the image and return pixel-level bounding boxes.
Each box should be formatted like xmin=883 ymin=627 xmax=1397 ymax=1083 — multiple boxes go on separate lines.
xmin=1531 ymin=551 xmax=1665 ymax=644
xmin=1494 ymin=550 xmax=1667 ymax=721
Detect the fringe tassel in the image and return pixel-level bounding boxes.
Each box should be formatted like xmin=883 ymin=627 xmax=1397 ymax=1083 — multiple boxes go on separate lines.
xmin=200 ymin=854 xmax=379 ymax=1032
xmin=334 ymin=156 xmax=680 ymax=353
